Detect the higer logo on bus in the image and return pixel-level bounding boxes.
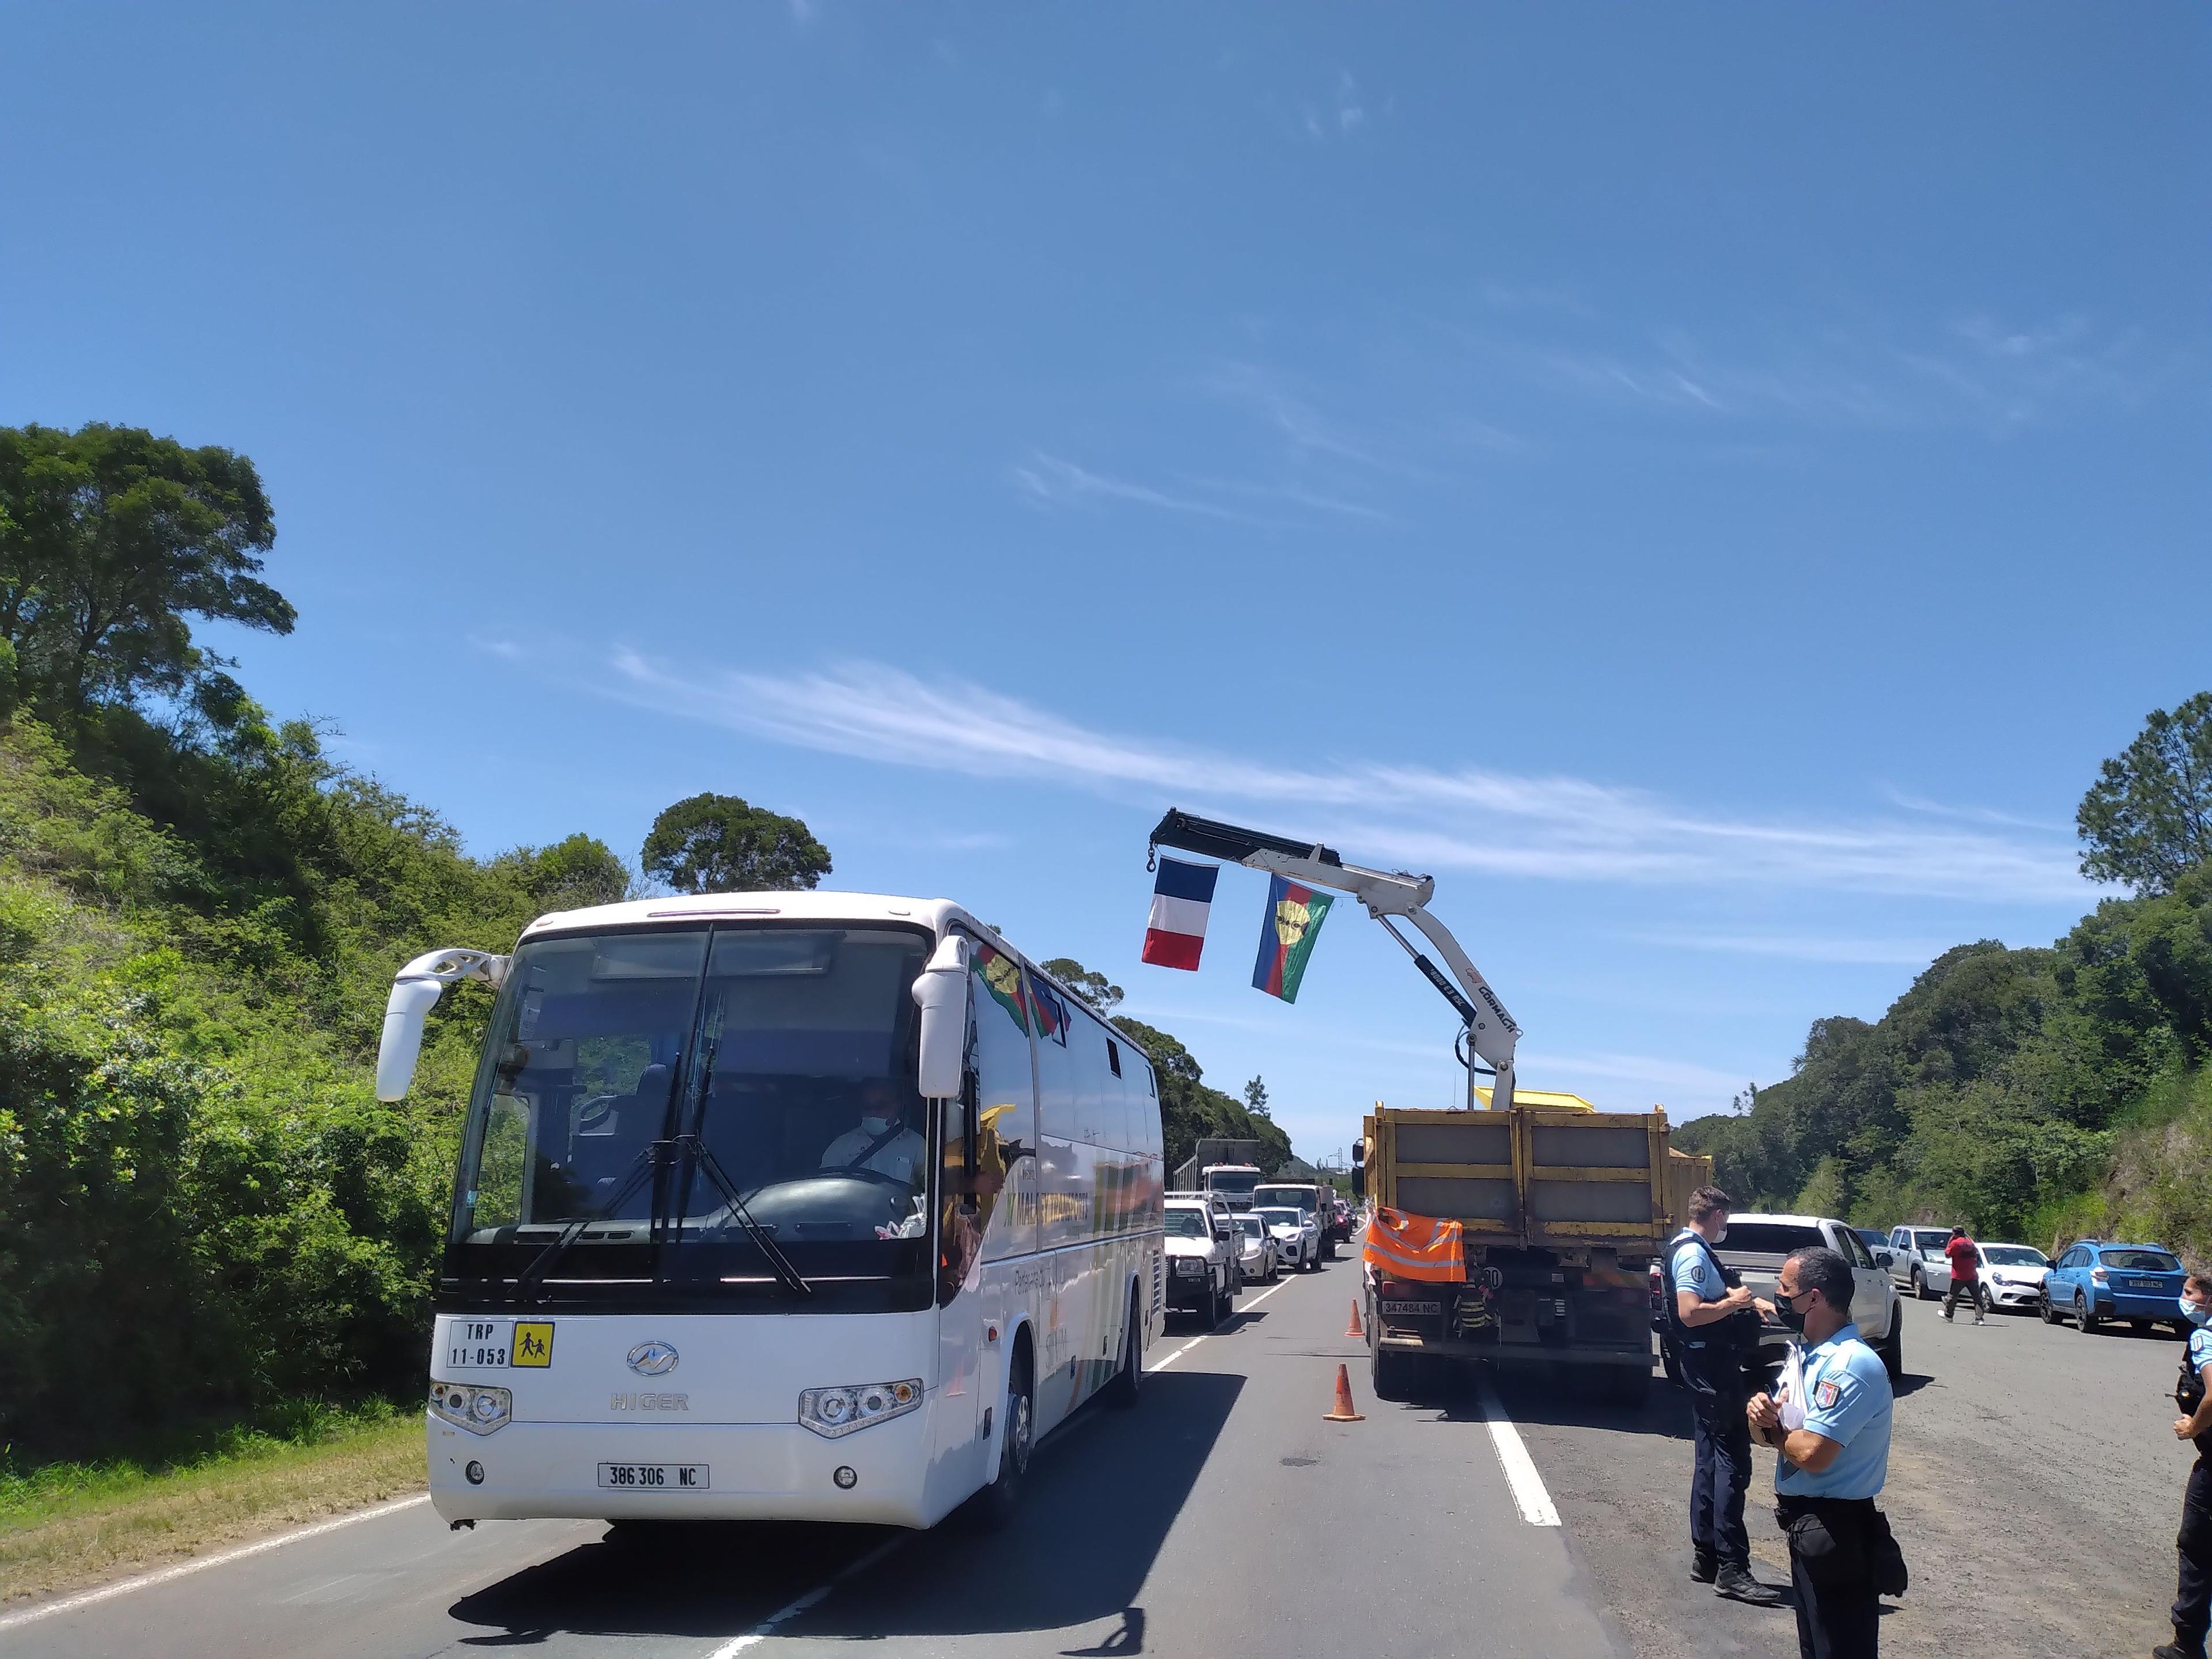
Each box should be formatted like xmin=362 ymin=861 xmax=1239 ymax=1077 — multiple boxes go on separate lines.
xmin=627 ymin=1340 xmax=679 ymax=1376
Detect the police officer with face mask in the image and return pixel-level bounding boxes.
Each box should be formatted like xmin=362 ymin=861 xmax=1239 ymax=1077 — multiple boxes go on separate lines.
xmin=1749 ymin=1245 xmax=1902 ymax=1659
xmin=1666 ymin=1185 xmax=1785 ymax=1608
xmin=2160 ymin=1271 xmax=2212 ymax=1659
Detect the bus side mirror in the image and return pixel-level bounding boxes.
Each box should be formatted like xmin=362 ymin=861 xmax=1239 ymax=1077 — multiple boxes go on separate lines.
xmin=913 ymin=935 xmax=971 ymax=1101
xmin=376 ymin=948 xmax=509 ymax=1101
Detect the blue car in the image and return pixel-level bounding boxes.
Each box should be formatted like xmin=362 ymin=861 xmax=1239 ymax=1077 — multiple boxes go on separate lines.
xmin=2040 ymin=1239 xmax=2190 ymax=1335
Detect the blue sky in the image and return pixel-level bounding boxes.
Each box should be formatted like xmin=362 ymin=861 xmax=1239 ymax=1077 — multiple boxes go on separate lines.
xmin=5 ymin=7 xmax=2208 ymax=1166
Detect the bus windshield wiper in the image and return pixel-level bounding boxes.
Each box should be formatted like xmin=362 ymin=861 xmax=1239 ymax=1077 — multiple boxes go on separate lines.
xmin=676 ymin=1134 xmax=813 ymax=1297
xmin=515 ymin=1141 xmax=663 ymax=1304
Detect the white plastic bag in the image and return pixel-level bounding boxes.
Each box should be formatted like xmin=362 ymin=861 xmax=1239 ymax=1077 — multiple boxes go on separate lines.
xmin=1777 ymin=1343 xmax=1808 ymax=1431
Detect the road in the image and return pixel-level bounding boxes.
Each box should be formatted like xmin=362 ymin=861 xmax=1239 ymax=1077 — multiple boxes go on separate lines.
xmin=1 ymin=1260 xmax=2195 ymax=1658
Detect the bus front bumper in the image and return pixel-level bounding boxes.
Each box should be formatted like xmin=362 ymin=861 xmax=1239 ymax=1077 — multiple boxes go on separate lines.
xmin=429 ymin=1410 xmax=942 ymax=1528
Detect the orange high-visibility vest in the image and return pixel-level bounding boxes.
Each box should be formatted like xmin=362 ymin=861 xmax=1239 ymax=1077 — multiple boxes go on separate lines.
xmin=1362 ymin=1206 xmax=1466 ymax=1283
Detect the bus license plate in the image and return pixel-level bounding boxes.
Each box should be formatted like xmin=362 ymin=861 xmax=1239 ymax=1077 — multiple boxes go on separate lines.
xmin=597 ymin=1463 xmax=709 ymax=1491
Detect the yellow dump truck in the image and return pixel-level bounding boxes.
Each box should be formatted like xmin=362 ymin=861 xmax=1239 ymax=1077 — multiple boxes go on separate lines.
xmin=1353 ymin=1092 xmax=1713 ymax=1403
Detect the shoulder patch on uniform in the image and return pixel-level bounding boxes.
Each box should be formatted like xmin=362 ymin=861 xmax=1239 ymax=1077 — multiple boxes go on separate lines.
xmin=1815 ymin=1378 xmax=1841 ymax=1411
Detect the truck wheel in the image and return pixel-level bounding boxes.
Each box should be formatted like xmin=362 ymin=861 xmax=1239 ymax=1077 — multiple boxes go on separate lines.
xmin=1321 ymin=1235 xmax=1336 ymax=1262
xmin=1878 ymin=1315 xmax=1904 ymax=1382
xmin=1372 ymin=1347 xmax=1414 ymax=1402
xmin=1609 ymin=1366 xmax=1652 ymax=1407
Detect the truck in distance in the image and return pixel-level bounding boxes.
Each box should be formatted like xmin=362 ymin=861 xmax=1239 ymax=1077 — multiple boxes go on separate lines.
xmin=1200 ymin=1163 xmax=1264 ymax=1210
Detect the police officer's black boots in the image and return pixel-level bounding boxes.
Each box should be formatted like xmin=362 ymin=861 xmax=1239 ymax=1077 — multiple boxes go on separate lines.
xmin=2154 ymin=1637 xmax=2207 ymax=1659
xmin=1714 ymin=1562 xmax=1785 ymax=1608
xmin=1690 ymin=1547 xmax=1717 ymax=1584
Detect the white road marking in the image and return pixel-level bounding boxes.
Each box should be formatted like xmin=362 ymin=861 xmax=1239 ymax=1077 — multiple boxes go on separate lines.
xmin=704 ymin=1536 xmax=904 ymax=1656
xmin=0 ymin=1494 xmax=433 ymax=1633
xmin=1476 ymin=1380 xmax=1562 ymax=1527
xmin=1147 ymin=1272 xmax=1299 ymax=1372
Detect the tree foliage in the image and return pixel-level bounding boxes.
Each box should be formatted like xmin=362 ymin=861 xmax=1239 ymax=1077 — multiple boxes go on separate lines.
xmin=641 ymin=793 xmax=831 ymax=895
xmin=0 ymin=424 xmax=291 ymax=722
xmin=1243 ymin=1075 xmax=1270 ymax=1118
xmin=2078 ymin=691 xmax=2212 ymax=895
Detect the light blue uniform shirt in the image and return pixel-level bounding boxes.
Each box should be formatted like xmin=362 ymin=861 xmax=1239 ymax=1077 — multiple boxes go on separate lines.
xmin=1776 ymin=1322 xmax=1893 ymax=1499
xmin=2190 ymin=1325 xmax=2212 ymax=1380
xmin=1671 ymin=1232 xmax=1726 ymax=1304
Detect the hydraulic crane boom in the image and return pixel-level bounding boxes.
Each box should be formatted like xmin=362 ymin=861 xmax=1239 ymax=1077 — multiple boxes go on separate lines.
xmin=1147 ymin=808 xmax=1520 ymax=1111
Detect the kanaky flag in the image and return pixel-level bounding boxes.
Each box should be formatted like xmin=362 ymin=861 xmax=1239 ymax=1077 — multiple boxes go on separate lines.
xmin=1141 ymin=857 xmax=1219 ymax=970
xmin=1251 ymin=873 xmax=1333 ymax=1002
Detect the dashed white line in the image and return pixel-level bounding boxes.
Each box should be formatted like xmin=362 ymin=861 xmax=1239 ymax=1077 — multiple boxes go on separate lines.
xmin=0 ymin=1494 xmax=433 ymax=1633
xmin=703 ymin=1536 xmax=904 ymax=1656
xmin=1147 ymin=1272 xmax=1299 ymax=1372
xmin=1476 ymin=1379 xmax=1562 ymax=1527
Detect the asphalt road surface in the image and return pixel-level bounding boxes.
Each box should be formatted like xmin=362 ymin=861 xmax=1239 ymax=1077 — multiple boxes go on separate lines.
xmin=2 ymin=1262 xmax=2195 ymax=1658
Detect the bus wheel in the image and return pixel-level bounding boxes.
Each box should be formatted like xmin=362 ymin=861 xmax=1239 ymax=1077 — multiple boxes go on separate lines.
xmin=1107 ymin=1287 xmax=1143 ymax=1408
xmin=971 ymin=1348 xmax=1033 ymax=1531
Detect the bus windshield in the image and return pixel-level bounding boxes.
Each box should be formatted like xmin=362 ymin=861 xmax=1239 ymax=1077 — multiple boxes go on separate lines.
xmin=445 ymin=923 xmax=934 ymax=1308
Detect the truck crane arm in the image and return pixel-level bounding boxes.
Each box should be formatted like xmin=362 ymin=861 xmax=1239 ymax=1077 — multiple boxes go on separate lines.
xmin=1147 ymin=808 xmax=1519 ymax=1111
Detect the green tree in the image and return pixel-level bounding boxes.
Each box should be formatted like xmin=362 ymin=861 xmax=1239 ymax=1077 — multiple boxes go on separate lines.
xmin=1243 ymin=1075 xmax=1270 ymax=1118
xmin=2078 ymin=692 xmax=2212 ymax=895
xmin=1040 ymin=956 xmax=1123 ymax=1014
xmin=640 ymin=793 xmax=831 ymax=894
xmin=491 ymin=834 xmax=631 ymax=912
xmin=0 ymin=424 xmax=290 ymax=720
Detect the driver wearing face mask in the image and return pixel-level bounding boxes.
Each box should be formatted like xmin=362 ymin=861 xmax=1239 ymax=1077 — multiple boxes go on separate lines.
xmin=820 ymin=1080 xmax=926 ymax=1188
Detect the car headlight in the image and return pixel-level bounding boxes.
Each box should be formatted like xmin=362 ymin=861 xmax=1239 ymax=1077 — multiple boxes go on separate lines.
xmin=799 ymin=1379 xmax=923 ymax=1439
xmin=430 ymin=1381 xmax=512 ymax=1436
xmin=1175 ymin=1257 xmax=1204 ymax=1274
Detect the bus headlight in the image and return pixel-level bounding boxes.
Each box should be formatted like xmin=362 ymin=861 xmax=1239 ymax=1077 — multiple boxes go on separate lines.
xmin=798 ymin=1379 xmax=923 ymax=1439
xmin=430 ymin=1381 xmax=512 ymax=1435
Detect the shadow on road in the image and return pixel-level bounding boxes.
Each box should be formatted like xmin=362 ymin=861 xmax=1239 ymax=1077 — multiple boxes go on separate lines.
xmin=446 ymin=1368 xmax=1243 ymax=1646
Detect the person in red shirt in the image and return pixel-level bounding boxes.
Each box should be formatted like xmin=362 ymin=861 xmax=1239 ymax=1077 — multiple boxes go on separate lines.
xmin=1942 ymin=1226 xmax=1987 ymax=1324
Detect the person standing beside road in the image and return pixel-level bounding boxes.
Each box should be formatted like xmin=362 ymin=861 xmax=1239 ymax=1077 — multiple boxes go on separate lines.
xmin=1749 ymin=1246 xmax=1901 ymax=1659
xmin=1667 ymin=1185 xmax=1785 ymax=1609
xmin=2158 ymin=1272 xmax=2212 ymax=1659
xmin=1941 ymin=1225 xmax=1986 ymax=1325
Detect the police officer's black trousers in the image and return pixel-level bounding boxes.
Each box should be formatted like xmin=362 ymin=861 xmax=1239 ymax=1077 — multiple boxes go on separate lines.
xmin=1683 ymin=1348 xmax=1751 ymax=1567
xmin=2174 ymin=1455 xmax=2212 ymax=1653
xmin=1776 ymin=1496 xmax=1880 ymax=1659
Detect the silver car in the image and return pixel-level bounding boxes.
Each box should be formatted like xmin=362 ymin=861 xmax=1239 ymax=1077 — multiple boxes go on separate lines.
xmin=1232 ymin=1213 xmax=1278 ymax=1283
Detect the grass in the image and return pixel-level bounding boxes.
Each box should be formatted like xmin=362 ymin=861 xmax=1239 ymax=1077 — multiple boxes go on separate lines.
xmin=0 ymin=1401 xmax=426 ymax=1607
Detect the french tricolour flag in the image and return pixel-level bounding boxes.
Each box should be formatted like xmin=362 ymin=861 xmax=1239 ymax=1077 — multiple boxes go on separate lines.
xmin=1141 ymin=857 xmax=1220 ymax=971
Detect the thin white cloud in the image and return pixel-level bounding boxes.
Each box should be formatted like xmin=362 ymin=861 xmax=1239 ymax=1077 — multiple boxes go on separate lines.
xmin=1011 ymin=454 xmax=1256 ymax=523
xmin=1628 ymin=932 xmax=1965 ymax=967
xmin=603 ymin=654 xmax=2091 ymax=904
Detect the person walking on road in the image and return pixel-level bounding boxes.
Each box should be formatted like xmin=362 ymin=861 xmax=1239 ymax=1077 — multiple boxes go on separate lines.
xmin=1749 ymin=1246 xmax=1902 ymax=1659
xmin=1941 ymin=1226 xmax=1986 ymax=1325
xmin=1666 ymin=1185 xmax=1785 ymax=1609
xmin=2158 ymin=1272 xmax=2212 ymax=1659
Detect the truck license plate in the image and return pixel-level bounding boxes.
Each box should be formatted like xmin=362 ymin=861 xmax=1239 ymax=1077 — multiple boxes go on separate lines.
xmin=597 ymin=1463 xmax=709 ymax=1491
xmin=1382 ymin=1301 xmax=1440 ymax=1316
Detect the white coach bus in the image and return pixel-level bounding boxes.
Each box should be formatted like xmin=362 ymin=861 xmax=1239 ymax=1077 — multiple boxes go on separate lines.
xmin=375 ymin=892 xmax=1165 ymax=1530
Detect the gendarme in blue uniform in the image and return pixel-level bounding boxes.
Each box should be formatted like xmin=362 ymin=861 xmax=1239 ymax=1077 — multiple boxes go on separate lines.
xmin=2191 ymin=1326 xmax=2212 ymax=1392
xmin=1777 ymin=1321 xmax=1893 ymax=1500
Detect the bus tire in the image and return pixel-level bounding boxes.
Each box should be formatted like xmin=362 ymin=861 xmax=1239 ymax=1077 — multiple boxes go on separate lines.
xmin=971 ymin=1344 xmax=1033 ymax=1531
xmin=1107 ymin=1287 xmax=1142 ymax=1409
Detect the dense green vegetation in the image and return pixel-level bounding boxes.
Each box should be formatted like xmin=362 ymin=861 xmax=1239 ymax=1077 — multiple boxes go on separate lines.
xmin=1677 ymin=695 xmax=2212 ymax=1261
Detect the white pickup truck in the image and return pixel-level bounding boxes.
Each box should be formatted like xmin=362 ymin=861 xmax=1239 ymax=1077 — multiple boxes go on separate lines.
xmin=1710 ymin=1213 xmax=1904 ymax=1382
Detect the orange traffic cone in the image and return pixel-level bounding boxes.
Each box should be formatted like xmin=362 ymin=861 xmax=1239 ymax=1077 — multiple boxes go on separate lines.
xmin=1323 ymin=1363 xmax=1365 ymax=1422
xmin=1346 ymin=1300 xmax=1365 ymax=1340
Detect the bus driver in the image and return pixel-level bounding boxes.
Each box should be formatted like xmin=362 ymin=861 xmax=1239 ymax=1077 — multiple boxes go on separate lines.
xmin=820 ymin=1078 xmax=927 ymax=1187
